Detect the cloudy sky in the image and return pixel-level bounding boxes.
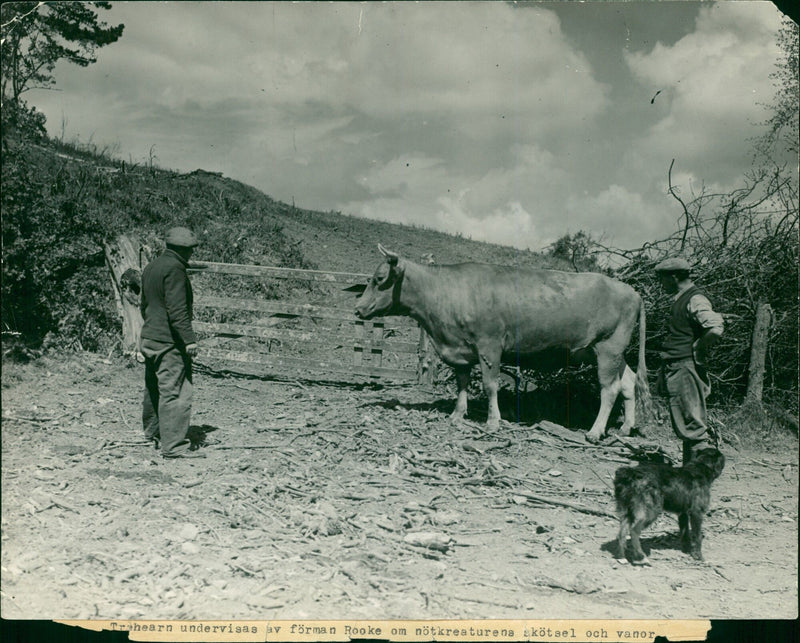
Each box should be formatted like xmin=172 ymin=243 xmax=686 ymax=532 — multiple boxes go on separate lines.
xmin=31 ymin=1 xmax=789 ymax=251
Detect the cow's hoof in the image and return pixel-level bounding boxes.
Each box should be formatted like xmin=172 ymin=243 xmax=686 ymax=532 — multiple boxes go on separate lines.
xmin=690 ymin=551 xmax=704 ymax=561
xmin=585 ymin=432 xmax=602 ymax=444
xmin=631 ymin=557 xmax=651 ymax=566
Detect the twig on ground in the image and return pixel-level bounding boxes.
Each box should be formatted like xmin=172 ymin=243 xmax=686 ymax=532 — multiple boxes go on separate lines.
xmin=589 ymin=466 xmax=614 ymax=491
xmin=709 ymin=564 xmax=732 ymax=582
xmin=509 ymin=489 xmax=617 ymax=519
xmin=534 ymin=421 xmax=588 ymax=445
xmin=211 ymin=444 xmax=284 ymax=449
xmin=443 ymin=592 xmax=519 ymax=609
xmin=118 ymin=408 xmax=135 ymax=433
xmin=3 ymin=413 xmax=55 ymax=424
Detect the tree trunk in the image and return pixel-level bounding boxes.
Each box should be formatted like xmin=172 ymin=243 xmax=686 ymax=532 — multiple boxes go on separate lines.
xmin=745 ymin=302 xmax=773 ymax=405
xmin=104 ymin=234 xmax=148 ymax=357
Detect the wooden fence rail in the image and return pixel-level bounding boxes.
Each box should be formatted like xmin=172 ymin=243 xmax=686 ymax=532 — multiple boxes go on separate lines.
xmin=189 ymin=260 xmax=434 ymax=384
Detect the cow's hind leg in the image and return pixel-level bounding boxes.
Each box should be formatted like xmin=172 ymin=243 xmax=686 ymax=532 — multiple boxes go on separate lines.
xmin=450 ymin=365 xmax=471 ymax=422
xmin=618 ymin=364 xmax=637 ymax=436
xmin=586 ymin=343 xmax=626 ymax=443
xmin=478 ymin=348 xmax=502 ymax=428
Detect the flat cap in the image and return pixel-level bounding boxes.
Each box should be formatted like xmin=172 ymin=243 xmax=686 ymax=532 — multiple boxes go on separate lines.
xmin=165 ymin=226 xmax=199 ymax=248
xmin=654 ymin=257 xmax=691 ymax=273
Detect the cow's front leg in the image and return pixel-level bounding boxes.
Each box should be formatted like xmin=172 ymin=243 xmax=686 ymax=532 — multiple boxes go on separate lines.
xmin=450 ymin=365 xmax=471 ymax=422
xmin=478 ymin=350 xmax=502 ymax=428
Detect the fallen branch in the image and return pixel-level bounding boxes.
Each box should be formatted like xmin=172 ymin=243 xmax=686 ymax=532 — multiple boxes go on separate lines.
xmin=36 ymin=495 xmax=81 ymax=514
xmin=211 ymin=444 xmax=284 ymax=449
xmin=589 ymin=466 xmax=614 ymax=491
xmin=534 ymin=421 xmax=588 ymax=445
xmin=610 ymin=435 xmax=676 ymax=465
xmin=408 ymin=466 xmax=448 ymax=481
xmin=2 ymin=413 xmax=56 ymax=424
xmin=510 ymin=489 xmax=616 ymax=519
xmin=443 ymin=592 xmax=519 ymax=609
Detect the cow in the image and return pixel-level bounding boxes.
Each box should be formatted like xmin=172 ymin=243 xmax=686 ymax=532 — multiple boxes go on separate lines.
xmin=355 ymin=245 xmax=650 ymax=442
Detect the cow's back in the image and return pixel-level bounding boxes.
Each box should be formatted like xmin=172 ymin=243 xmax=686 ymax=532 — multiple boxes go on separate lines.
xmin=424 ymin=263 xmax=639 ymax=354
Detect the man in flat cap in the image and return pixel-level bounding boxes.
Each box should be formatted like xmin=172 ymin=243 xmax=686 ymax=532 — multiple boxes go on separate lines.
xmin=139 ymin=227 xmax=203 ymax=458
xmin=655 ymin=257 xmax=724 ymax=464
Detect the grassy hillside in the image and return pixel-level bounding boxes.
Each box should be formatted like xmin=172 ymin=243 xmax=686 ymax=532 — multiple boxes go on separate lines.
xmin=1 ymin=134 xmax=565 ymax=354
xmin=267 ymin=204 xmax=560 ymax=274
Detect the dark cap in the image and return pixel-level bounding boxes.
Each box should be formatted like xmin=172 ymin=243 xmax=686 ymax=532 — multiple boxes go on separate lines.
xmin=654 ymin=257 xmax=691 ymax=273
xmin=165 ymin=226 xmax=199 ymax=248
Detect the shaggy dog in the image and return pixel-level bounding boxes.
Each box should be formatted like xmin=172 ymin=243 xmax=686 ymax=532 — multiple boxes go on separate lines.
xmin=614 ymin=448 xmax=725 ymax=564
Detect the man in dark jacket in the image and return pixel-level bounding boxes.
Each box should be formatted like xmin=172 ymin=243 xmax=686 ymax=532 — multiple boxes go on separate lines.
xmin=655 ymin=257 xmax=724 ymax=464
xmin=140 ymin=227 xmax=202 ymax=458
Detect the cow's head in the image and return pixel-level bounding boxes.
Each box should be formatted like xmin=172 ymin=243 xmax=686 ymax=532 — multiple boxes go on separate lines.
xmin=355 ymin=244 xmax=405 ymax=319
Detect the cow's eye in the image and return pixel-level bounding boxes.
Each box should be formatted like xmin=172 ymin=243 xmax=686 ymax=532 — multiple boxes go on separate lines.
xmin=378 ymin=269 xmax=397 ymax=290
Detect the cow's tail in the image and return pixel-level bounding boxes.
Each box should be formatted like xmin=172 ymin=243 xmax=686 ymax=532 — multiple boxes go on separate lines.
xmin=635 ymin=297 xmax=653 ymax=429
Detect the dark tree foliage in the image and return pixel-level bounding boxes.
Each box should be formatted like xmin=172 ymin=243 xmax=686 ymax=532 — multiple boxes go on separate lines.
xmin=1 ymin=2 xmax=124 ymax=106
xmin=755 ymin=17 xmax=799 ymax=166
xmin=0 ymin=138 xmax=315 ymax=354
xmin=547 ymin=231 xmax=603 ymax=273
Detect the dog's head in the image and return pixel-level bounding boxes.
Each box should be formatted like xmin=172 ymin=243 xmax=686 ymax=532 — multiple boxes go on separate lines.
xmin=693 ymin=448 xmax=726 ymax=480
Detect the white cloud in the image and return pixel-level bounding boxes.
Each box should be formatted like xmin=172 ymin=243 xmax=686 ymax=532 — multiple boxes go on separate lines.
xmin=565 ymin=184 xmax=671 ymax=249
xmin=30 ymin=1 xmax=786 ymax=254
xmin=341 ymin=144 xmax=573 ymax=249
xmin=623 ymin=2 xmax=783 ymax=184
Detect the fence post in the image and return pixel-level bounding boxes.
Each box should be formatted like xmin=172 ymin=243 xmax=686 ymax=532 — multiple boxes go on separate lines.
xmin=745 ymin=301 xmax=773 ymax=405
xmin=371 ymin=322 xmax=384 ymax=367
xmin=417 ymin=328 xmax=434 ymax=386
xmin=353 ymin=320 xmax=365 ymax=369
xmin=104 ymin=234 xmax=146 ymax=358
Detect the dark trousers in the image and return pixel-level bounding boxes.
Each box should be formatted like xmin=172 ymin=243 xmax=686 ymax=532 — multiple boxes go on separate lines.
xmin=661 ymin=358 xmax=715 ymax=463
xmin=141 ymin=338 xmax=193 ymax=457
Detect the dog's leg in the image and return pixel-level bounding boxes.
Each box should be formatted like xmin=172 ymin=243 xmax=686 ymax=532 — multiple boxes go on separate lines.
xmin=617 ymin=519 xmax=630 ymax=561
xmin=688 ymin=510 xmax=704 ymax=560
xmin=629 ymin=518 xmax=651 ymax=565
xmin=678 ymin=512 xmax=691 ymax=553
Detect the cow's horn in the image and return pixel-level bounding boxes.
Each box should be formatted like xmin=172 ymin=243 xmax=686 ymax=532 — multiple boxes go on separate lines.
xmin=378 ymin=244 xmax=399 ymax=265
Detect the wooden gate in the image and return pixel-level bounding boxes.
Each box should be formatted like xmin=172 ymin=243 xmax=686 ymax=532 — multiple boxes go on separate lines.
xmin=189 ymin=261 xmax=434 ymax=384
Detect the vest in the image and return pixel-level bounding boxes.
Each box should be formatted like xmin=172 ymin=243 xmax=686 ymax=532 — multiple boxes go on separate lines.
xmin=661 ymin=284 xmax=707 ymax=361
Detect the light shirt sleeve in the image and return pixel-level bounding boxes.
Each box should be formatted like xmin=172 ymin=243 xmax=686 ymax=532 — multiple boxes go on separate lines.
xmin=688 ymin=294 xmax=724 ymax=334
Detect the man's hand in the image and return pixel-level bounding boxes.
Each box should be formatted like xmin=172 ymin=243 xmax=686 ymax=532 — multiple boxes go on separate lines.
xmin=693 ymin=328 xmax=722 ymax=366
xmin=185 ymin=343 xmax=199 ymax=358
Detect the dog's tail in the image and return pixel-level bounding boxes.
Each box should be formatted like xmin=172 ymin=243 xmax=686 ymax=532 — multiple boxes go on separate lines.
xmin=635 ymin=297 xmax=652 ymax=429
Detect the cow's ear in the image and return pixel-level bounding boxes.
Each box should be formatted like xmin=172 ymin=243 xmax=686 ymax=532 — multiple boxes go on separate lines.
xmin=378 ymin=243 xmax=399 ymax=266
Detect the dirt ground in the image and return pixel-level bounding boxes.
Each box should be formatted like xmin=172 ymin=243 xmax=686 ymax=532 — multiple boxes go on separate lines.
xmin=1 ymin=352 xmax=797 ymax=622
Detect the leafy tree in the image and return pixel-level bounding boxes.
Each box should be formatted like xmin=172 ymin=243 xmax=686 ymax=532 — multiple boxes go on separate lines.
xmin=547 ymin=230 xmax=601 ymax=272
xmin=755 ymin=16 xmax=799 ymax=162
xmin=1 ymin=2 xmax=123 ymax=109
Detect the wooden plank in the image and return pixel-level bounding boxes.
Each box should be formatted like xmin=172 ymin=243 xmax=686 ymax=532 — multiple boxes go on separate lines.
xmin=197 ymin=347 xmax=417 ymax=381
xmin=193 ymin=321 xmax=420 ymax=354
xmin=353 ymin=321 xmax=365 ymax=369
xmin=371 ymin=322 xmax=384 ymax=368
xmin=189 ymin=261 xmax=369 ymax=285
xmin=195 ymin=294 xmax=418 ymax=328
